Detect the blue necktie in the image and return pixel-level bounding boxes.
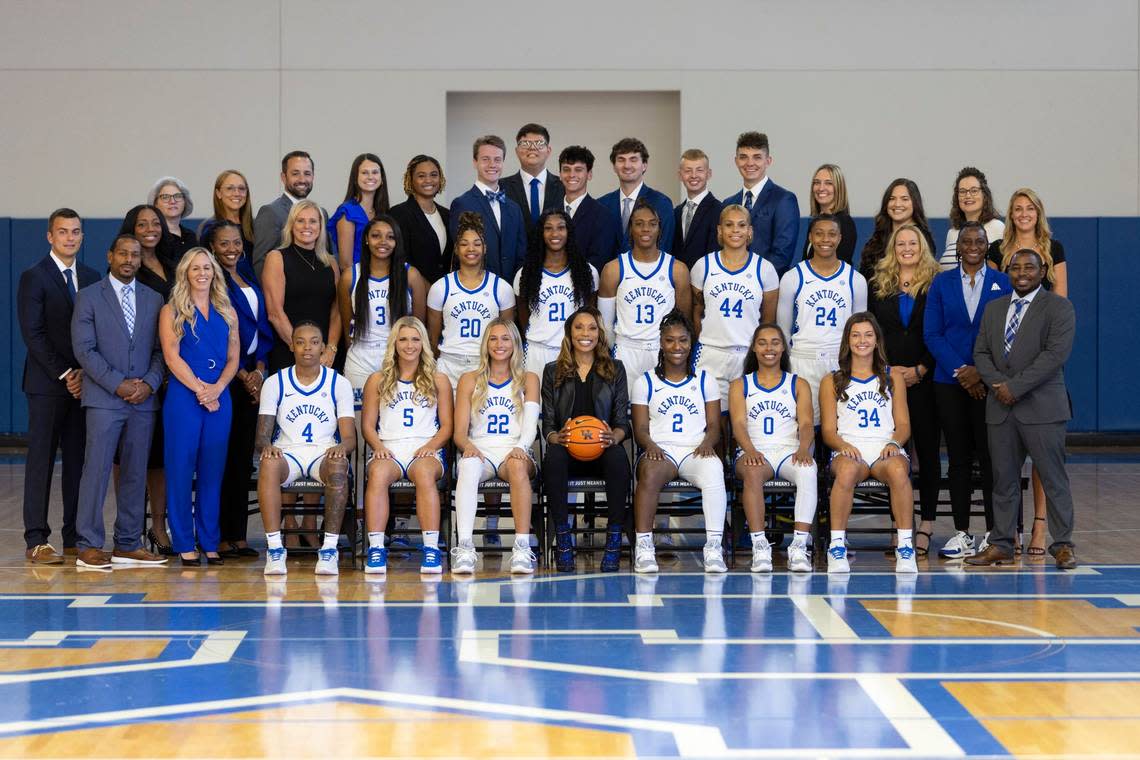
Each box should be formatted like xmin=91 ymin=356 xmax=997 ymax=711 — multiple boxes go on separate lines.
xmin=1003 ymin=298 xmax=1027 ymax=357
xmin=744 ymin=190 xmax=754 ymax=211
xmin=121 ymin=283 xmax=135 ymax=337
xmin=529 ymin=177 xmax=540 ymax=224
xmin=485 ymin=189 xmax=506 ymax=204
xmin=63 ymin=269 xmax=76 ymax=303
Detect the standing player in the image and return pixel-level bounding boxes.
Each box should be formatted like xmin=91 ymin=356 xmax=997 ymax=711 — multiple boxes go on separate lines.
xmin=631 ymin=311 xmax=727 ymax=574
xmin=777 ymin=214 xmax=868 ymax=424
xmin=691 ymin=205 xmax=779 ymax=407
xmin=819 ymin=313 xmax=916 ymax=574
xmin=256 ymin=322 xmax=357 ymax=576
xmin=451 ymin=319 xmax=542 ymax=575
xmin=599 ymin=200 xmax=692 ymax=382
xmin=514 ymin=209 xmax=598 ymax=376
xmin=427 ymin=212 xmax=516 ymax=390
xmin=729 ymin=323 xmax=817 ymax=573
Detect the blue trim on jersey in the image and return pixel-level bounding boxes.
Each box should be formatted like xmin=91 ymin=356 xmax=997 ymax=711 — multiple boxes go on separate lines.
xmin=848 ymin=264 xmax=855 ymax=305
xmin=850 ymin=374 xmax=876 ymax=384
xmin=643 ymin=371 xmax=652 ymax=405
xmin=715 ymin=251 xmax=752 ymax=276
xmin=454 ymin=270 xmax=491 ymax=295
xmin=756 ymin=253 xmax=769 ymax=289
xmin=276 ymin=371 xmax=284 ymax=406
xmin=288 ymin=366 xmax=327 ymax=396
xmin=487 ymin=377 xmax=512 ymax=390
xmin=627 ymin=251 xmax=667 ymax=281
xmin=351 ymin=263 xmax=358 ymax=291
xmin=805 ymin=259 xmax=846 ymax=282
xmin=698 ymin=369 xmax=708 ymax=402
xmin=542 ymin=266 xmax=570 ymax=277
xmin=330 ymin=372 xmax=339 ymax=407
xmin=283 ymin=451 xmax=304 ymax=477
xmin=442 ymin=274 xmax=450 ymax=306
xmin=617 ymin=254 xmax=626 ymax=281
xmin=791 ymin=373 xmax=798 ymax=401
xmin=699 ymin=255 xmax=710 ymax=286
xmin=666 ymin=253 xmax=675 ymax=287
xmin=791 ymin=266 xmax=804 ymax=340
xmin=774 ymin=450 xmax=795 ymax=479
xmin=658 ymin=373 xmax=697 ymax=389
xmin=753 ymin=371 xmax=787 ymax=393
xmin=492 ymin=274 xmax=502 ymax=308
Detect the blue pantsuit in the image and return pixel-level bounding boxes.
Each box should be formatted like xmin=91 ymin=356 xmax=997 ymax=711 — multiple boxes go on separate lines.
xmin=165 ymin=306 xmax=232 ymax=554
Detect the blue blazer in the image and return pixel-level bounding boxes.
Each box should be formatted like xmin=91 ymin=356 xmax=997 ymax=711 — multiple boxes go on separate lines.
xmin=923 ymin=265 xmax=1011 ymax=385
xmin=449 ymin=186 xmax=528 ymax=281
xmin=672 ymin=193 xmax=721 ymax=268
xmin=571 ymin=194 xmax=623 ymax=270
xmin=722 ymin=180 xmax=799 ymax=276
xmin=224 ymin=262 xmax=274 ymax=371
xmin=598 ymin=184 xmax=676 ymax=255
xmin=71 ymin=277 xmax=165 ymax=412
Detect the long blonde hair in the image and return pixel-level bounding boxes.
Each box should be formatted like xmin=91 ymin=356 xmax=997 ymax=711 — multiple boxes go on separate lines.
xmin=169 ymin=248 xmax=236 ymax=341
xmin=998 ymin=188 xmax=1056 ymax=283
xmin=280 ymin=200 xmax=334 ymax=268
xmin=375 ymin=316 xmax=438 ymax=406
xmin=470 ymin=318 xmax=526 ymax=416
xmin=873 ymin=223 xmax=940 ymax=299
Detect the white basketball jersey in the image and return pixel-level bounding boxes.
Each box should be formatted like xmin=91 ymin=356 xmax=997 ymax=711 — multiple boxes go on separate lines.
xmin=789 ymin=260 xmax=857 ymax=354
xmin=836 ymin=373 xmax=895 ymax=441
xmin=377 ymin=379 xmax=440 ymax=441
xmin=741 ymin=371 xmax=800 ymax=448
xmin=468 ymin=378 xmax=523 ymax=445
xmin=615 ymin=251 xmax=676 ymax=348
xmin=262 ymin=367 xmax=352 ymax=447
xmin=432 ymin=271 xmax=507 ymax=357
xmin=633 ymin=369 xmax=716 ymax=448
xmin=349 ymin=263 xmax=412 ymax=348
xmin=692 ymin=252 xmax=778 ymax=349
xmin=513 ymin=264 xmax=599 ymax=348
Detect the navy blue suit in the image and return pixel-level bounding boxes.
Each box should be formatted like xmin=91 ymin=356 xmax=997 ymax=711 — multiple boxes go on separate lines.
xmin=569 ymin=195 xmax=623 ymax=270
xmin=449 ymin=186 xmax=528 ymax=281
xmin=672 ymin=193 xmax=721 ymax=268
xmin=598 ymin=184 xmax=676 ymax=254
xmin=722 ymin=180 xmax=799 ymax=276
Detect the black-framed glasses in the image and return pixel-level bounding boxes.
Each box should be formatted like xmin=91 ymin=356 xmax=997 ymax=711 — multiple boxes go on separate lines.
xmin=157 ymin=193 xmax=185 ymax=202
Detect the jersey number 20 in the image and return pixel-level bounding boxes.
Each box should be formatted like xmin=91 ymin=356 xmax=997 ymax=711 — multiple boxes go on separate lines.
xmin=460 ymin=318 xmax=482 ymax=338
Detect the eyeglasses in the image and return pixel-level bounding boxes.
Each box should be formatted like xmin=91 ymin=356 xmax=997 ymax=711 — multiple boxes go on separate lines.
xmin=221 ymin=185 xmax=248 ymax=194
xmin=517 ymin=140 xmax=548 ymax=150
xmin=957 ymin=187 xmax=983 ymax=198
xmin=156 ymin=193 xmax=185 ymax=202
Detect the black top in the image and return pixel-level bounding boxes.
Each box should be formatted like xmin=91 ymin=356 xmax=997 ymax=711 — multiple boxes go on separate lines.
xmin=803 ymin=210 xmax=857 ymax=265
xmin=987 ymin=239 xmax=1066 ymax=291
xmin=867 ymin=288 xmax=935 ymax=375
xmin=571 ymin=373 xmax=595 ymax=418
xmin=156 ymin=224 xmax=198 ymax=270
xmin=542 ymin=361 xmax=631 ymax=442
xmin=269 ymin=244 xmax=337 ymax=371
xmin=389 ymin=198 xmax=453 ymax=285
xmin=135 ymin=255 xmax=174 ymax=302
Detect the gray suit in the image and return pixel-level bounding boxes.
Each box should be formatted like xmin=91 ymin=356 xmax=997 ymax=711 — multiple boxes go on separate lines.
xmin=974 ymin=288 xmax=1076 ymax=551
xmin=71 ymin=277 xmax=165 ymax=552
xmin=252 ymin=194 xmax=293 ymax=275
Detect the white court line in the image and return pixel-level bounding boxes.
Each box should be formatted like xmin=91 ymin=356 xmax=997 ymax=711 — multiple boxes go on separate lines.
xmin=790 ymin=595 xmax=860 ymax=639
xmin=857 ymin=675 xmax=964 ymax=757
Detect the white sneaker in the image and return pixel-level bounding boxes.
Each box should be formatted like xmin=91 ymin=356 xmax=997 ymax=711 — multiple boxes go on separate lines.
xmin=264 ymin=547 xmax=288 ymax=575
xmin=450 ymin=540 xmax=477 ymax=575
xmin=510 ymin=544 xmax=537 ymax=574
xmin=977 ymin=532 xmax=991 ymax=553
xmin=750 ymin=535 xmax=773 ymax=573
xmin=787 ymin=540 xmax=813 ymax=573
xmin=827 ymin=543 xmax=851 ymax=573
xmin=315 ymin=548 xmax=339 ymax=575
xmin=939 ymin=531 xmax=976 ymax=559
xmin=634 ymin=535 xmax=658 ymax=573
xmin=704 ymin=538 xmax=728 ymax=573
xmin=895 ymin=545 xmax=918 ymax=574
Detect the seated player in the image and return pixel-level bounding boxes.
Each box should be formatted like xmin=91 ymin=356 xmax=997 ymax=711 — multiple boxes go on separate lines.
xmin=256 ymin=321 xmax=356 ymax=576
xmin=360 ymin=316 xmax=452 ymax=575
xmin=819 ymin=313 xmax=916 ymax=574
xmin=451 ymin=318 xmax=541 ymax=575
xmin=729 ymin=323 xmax=818 ymax=573
xmin=631 ymin=310 xmax=727 ymax=574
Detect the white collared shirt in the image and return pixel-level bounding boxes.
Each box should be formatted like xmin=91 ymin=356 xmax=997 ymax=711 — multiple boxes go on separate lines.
xmin=621 ymin=182 xmax=644 ymax=205
xmin=959 ymin=264 xmax=986 ymax=321
xmin=1004 ymin=286 xmax=1041 ymax=334
xmin=564 ymin=192 xmax=588 ymax=218
xmin=474 ymin=181 xmax=502 ymax=228
xmin=741 ymin=176 xmax=770 ymax=206
xmin=284 ymin=191 xmax=303 ymax=206
xmin=520 ymin=168 xmax=548 ymax=216
xmin=49 ymin=250 xmax=76 ymax=287
xmin=686 ymin=189 xmax=710 ymax=207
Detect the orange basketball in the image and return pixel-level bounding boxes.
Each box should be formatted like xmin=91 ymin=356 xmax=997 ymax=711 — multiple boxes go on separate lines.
xmin=565 ymin=415 xmax=608 ymax=461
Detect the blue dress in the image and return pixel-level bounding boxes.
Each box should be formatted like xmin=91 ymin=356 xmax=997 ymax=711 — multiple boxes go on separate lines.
xmin=328 ymin=201 xmax=369 ymax=264
xmin=164 ymin=304 xmax=233 ymax=554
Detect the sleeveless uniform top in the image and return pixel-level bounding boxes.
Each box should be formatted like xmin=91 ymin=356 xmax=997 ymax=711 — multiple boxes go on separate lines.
xmin=468 ymin=377 xmax=523 ymax=446
xmin=377 ymin=379 xmax=440 ymax=441
xmin=631 ymin=369 xmax=717 ymax=448
xmin=513 ymin=264 xmax=599 ymax=349
xmin=691 ymin=252 xmax=778 ymax=349
xmin=348 ymin=262 xmax=412 ymax=349
xmin=615 ymin=251 xmax=676 ymax=349
xmin=428 ymin=270 xmax=513 ymax=358
xmin=836 ymin=372 xmax=895 ymax=441
xmin=788 ymin=260 xmax=857 ymax=354
xmin=261 ymin=366 xmax=353 ymax=447
xmin=740 ymin=371 xmax=800 ymax=448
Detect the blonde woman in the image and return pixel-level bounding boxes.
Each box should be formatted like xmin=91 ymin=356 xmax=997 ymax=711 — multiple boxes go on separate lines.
xmin=360 ymin=317 xmax=452 ymax=574
xmin=159 ymin=248 xmax=240 ymax=565
xmin=803 ymin=164 xmax=857 ymax=264
xmin=451 ymin=318 xmax=541 ymax=575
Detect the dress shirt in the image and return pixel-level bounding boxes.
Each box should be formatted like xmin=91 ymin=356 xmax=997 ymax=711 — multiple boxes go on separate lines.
xmin=49 ymin=250 xmax=79 ymax=379
xmin=475 ymin=180 xmax=503 ymax=228
xmin=1004 ymin=286 xmax=1041 ymax=333
xmin=564 ymin=193 xmax=587 ymax=218
xmin=960 ymin=264 xmax=986 ymax=322
xmin=520 ymin=168 xmax=548 ymax=216
xmin=741 ymin=176 xmax=770 ymax=206
xmin=108 ymin=275 xmax=137 ymax=332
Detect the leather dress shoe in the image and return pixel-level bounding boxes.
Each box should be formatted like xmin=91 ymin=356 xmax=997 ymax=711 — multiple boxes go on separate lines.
xmin=112 ymin=548 xmax=168 ymax=566
xmin=26 ymin=544 xmax=64 ymax=565
xmin=76 ymin=548 xmax=113 ymax=569
xmin=964 ymin=544 xmax=1016 ymax=566
xmin=1050 ymin=545 xmax=1078 ymax=570
xmin=63 ymin=546 xmax=78 ymax=557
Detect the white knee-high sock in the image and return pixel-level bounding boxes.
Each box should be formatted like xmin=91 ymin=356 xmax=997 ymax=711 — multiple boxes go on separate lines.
xmin=788 ymin=459 xmax=819 ymax=526
xmin=455 ymin=457 xmax=488 ymax=544
xmin=681 ymin=456 xmax=727 ymax=540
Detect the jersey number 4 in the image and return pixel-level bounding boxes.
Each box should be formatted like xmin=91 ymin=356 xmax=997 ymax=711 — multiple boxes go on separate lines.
xmin=815 ymin=306 xmax=838 ymax=327
xmin=857 ymin=408 xmax=881 ymax=428
xmin=301 ymin=422 xmax=314 ymax=443
xmin=719 ymin=298 xmax=744 ymax=319
xmin=487 ymin=413 xmax=510 ymax=435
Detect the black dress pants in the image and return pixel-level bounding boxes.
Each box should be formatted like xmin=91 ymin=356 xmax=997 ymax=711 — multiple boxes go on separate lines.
xmin=218 ymin=376 xmax=257 ymax=543
xmin=543 ymin=444 xmax=631 ymax=533
xmin=935 ymin=381 xmax=993 ymax=532
xmin=23 ymin=393 xmax=84 ymax=549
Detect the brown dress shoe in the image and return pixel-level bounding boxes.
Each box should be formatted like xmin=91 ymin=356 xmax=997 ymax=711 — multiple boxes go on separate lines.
xmin=26 ymin=544 xmax=64 ymax=565
xmin=112 ymin=548 xmax=168 ymax=566
xmin=76 ymin=548 xmax=113 ymax=569
xmin=63 ymin=547 xmax=79 ymax=557
xmin=1051 ymin=545 xmax=1077 ymax=570
xmin=964 ymin=544 xmax=1016 ymax=566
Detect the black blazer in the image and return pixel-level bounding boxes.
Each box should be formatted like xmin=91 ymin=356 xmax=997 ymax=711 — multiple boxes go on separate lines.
xmin=672 ymin=193 xmax=721 ymax=268
xmin=389 ymin=198 xmax=453 ymax=285
xmin=868 ymin=289 xmax=935 ymax=375
xmin=501 ymin=171 xmax=565 ymax=230
xmin=570 ymin=194 xmax=623 ymax=270
xmin=541 ymin=360 xmax=631 ymax=442
xmin=17 ymin=255 xmax=100 ymax=396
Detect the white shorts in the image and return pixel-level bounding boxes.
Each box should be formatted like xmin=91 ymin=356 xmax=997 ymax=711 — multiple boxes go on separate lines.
xmin=279 ymin=444 xmax=335 ymax=486
xmin=437 ymin=352 xmax=479 ymax=395
xmin=640 ymin=442 xmax=708 ymax=470
xmin=695 ymin=343 xmax=748 ymax=409
xmin=790 ymin=349 xmax=838 ymax=425
xmin=831 ymin=437 xmax=910 ymax=470
xmin=615 ymin=342 xmax=657 ymax=383
xmin=463 ymin=442 xmax=536 ymax=476
xmin=525 ymin=342 xmax=560 ymax=378
xmin=369 ymin=438 xmax=445 ymax=479
xmin=344 ymin=344 xmax=383 ymax=411
xmin=735 ymin=444 xmax=806 ymax=479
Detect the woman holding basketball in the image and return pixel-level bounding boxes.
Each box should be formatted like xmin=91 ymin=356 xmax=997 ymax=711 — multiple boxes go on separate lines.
xmin=728 ymin=323 xmax=817 ymax=574
xmin=631 ymin=310 xmax=727 ymax=574
xmin=541 ymin=307 xmax=632 ymax=572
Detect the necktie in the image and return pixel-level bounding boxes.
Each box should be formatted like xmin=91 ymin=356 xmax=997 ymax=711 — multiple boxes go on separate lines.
xmin=744 ymin=190 xmax=754 ymax=211
xmin=683 ymin=200 xmax=697 ymax=241
xmin=1003 ymin=298 xmax=1027 ymax=357
xmin=621 ymin=197 xmax=633 ymax=232
xmin=121 ymin=283 xmax=135 ymax=337
xmin=63 ymin=269 xmax=76 ymax=303
xmin=565 ymin=202 xmax=573 ymax=218
xmin=485 ymin=189 xmax=505 ymax=204
xmin=529 ymin=177 xmax=540 ymax=224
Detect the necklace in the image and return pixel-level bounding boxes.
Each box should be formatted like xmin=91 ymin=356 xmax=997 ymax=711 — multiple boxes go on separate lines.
xmin=293 ymin=245 xmax=318 ymax=271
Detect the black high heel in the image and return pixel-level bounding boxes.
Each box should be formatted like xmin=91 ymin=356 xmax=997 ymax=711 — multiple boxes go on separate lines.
xmin=147 ymin=529 xmax=176 ymax=557
xmin=205 ymin=554 xmax=224 ymax=566
xmin=179 ymin=553 xmax=202 ymax=567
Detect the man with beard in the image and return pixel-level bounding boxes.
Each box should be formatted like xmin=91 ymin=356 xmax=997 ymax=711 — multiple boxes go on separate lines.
xmin=253 ymin=150 xmax=316 ymax=273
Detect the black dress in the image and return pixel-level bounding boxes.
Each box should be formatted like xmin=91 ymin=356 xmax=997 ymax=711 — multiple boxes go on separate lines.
xmin=987 ymin=239 xmax=1066 ymax=291
xmin=157 ymin=224 xmax=199 ymax=270
xmin=268 ymin=244 xmax=337 ymax=372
